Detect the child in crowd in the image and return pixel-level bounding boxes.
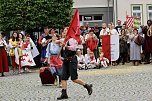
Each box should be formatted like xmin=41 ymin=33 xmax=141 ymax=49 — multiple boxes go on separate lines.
xmin=76 ymin=49 xmax=85 ymax=70
xmin=97 ymin=52 xmax=109 ymax=68
xmin=19 ymin=34 xmax=36 ymax=72
xmin=85 ymin=48 xmax=97 ymax=69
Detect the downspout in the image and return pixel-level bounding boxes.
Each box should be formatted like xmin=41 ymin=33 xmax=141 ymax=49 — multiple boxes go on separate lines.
xmin=113 ymin=0 xmax=115 ymax=25
xmin=107 ymin=0 xmax=110 ymax=23
xmin=116 ymin=0 xmax=118 ymax=24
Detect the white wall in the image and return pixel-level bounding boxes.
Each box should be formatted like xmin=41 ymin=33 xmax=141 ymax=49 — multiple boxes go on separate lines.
xmin=73 ymin=0 xmax=113 ymax=8
xmin=114 ymin=0 xmax=152 ymax=25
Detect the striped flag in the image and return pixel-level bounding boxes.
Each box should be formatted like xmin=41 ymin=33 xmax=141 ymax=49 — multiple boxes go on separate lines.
xmin=126 ymin=16 xmax=134 ymax=28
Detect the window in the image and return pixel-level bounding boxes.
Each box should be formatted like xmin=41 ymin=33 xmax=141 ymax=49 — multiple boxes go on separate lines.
xmin=132 ymin=5 xmax=142 ymax=24
xmin=81 ymin=15 xmax=103 ymax=27
xmin=80 ymin=15 xmax=82 ymax=21
xmin=83 ymin=15 xmax=103 ymax=21
xmin=147 ymin=5 xmax=152 ymax=20
xmin=94 ymin=15 xmax=103 ymax=20
xmin=84 ymin=16 xmax=93 ymax=21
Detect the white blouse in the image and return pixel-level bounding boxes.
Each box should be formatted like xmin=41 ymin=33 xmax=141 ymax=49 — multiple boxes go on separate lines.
xmin=0 ymin=39 xmax=7 ymax=47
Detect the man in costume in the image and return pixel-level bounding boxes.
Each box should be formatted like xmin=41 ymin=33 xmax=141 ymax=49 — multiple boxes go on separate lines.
xmin=142 ymin=20 xmax=152 ymax=64
xmin=57 ymin=27 xmax=93 ymax=100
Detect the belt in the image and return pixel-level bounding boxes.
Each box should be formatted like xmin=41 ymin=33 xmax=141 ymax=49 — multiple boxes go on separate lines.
xmin=51 ymin=54 xmax=58 ymax=56
xmin=64 ymin=55 xmax=75 ymax=61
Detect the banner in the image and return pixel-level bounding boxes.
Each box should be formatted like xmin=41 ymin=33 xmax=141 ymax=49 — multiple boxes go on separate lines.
xmin=102 ymin=35 xmax=119 ymax=61
xmin=133 ymin=17 xmax=141 ymax=29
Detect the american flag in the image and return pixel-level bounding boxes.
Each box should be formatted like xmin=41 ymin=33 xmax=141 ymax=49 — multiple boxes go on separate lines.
xmin=126 ymin=16 xmax=134 ymax=28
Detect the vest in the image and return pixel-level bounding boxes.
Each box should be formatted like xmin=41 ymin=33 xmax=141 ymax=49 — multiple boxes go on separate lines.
xmin=64 ymin=41 xmax=76 ymax=58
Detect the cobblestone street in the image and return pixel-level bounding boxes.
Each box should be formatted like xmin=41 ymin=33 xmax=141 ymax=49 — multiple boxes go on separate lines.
xmin=1 ymin=63 xmax=152 ymax=101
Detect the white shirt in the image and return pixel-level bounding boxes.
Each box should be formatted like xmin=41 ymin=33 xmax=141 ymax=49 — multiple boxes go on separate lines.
xmin=77 ymin=55 xmax=85 ymax=63
xmin=85 ymin=34 xmax=97 ymax=40
xmin=100 ymin=28 xmax=110 ymax=36
xmin=0 ymin=39 xmax=7 ymax=47
xmin=65 ymin=38 xmax=78 ymax=51
xmin=110 ymin=29 xmax=119 ymax=35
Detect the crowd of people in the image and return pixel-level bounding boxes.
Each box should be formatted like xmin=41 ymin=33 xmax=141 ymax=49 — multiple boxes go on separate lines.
xmin=0 ymin=32 xmax=38 ymax=76
xmin=0 ymin=19 xmax=152 ymax=100
xmin=0 ymin=20 xmax=152 ymax=78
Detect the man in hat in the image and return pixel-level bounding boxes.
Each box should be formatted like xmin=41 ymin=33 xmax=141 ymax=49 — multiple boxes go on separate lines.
xmin=142 ymin=20 xmax=152 ymax=64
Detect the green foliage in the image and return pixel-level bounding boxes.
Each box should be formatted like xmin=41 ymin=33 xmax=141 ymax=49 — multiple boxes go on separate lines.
xmin=0 ymin=0 xmax=73 ymax=31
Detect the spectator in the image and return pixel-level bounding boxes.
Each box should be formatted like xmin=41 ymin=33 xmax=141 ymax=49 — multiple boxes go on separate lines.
xmin=9 ymin=32 xmax=20 ymax=74
xmin=97 ymin=52 xmax=109 ymax=68
xmin=85 ymin=30 xmax=98 ymax=61
xmin=38 ymin=26 xmax=49 ymax=63
xmin=94 ymin=23 xmax=100 ymax=39
xmin=100 ymin=23 xmax=110 ymax=36
xmin=108 ymin=23 xmax=118 ymax=35
xmin=129 ymin=29 xmax=141 ymax=66
xmin=19 ymin=34 xmax=36 ymax=72
xmin=81 ymin=32 xmax=87 ymax=55
xmin=115 ymin=20 xmax=122 ymax=34
xmin=84 ymin=49 xmax=97 ymax=69
xmin=142 ymin=20 xmax=152 ymax=64
xmin=0 ymin=33 xmax=9 ymax=77
xmin=117 ymin=29 xmax=128 ymax=65
xmin=76 ymin=49 xmax=85 ymax=70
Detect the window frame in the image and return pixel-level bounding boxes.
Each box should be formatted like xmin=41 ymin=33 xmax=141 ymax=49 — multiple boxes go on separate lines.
xmin=147 ymin=4 xmax=152 ymax=20
xmin=131 ymin=4 xmax=143 ymax=25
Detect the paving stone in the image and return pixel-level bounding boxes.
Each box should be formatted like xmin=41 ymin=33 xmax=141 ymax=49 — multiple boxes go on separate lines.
xmin=1 ymin=63 xmax=152 ymax=100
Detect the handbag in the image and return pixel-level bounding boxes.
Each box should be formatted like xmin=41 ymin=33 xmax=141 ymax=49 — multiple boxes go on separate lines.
xmin=134 ymin=35 xmax=144 ymax=46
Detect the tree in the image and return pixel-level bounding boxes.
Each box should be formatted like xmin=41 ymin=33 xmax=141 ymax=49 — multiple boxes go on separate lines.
xmin=0 ymin=0 xmax=73 ymax=32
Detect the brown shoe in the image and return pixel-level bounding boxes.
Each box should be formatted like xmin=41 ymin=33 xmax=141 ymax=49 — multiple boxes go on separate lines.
xmin=57 ymin=89 xmax=68 ymax=100
xmin=132 ymin=61 xmax=135 ymax=66
xmin=83 ymin=84 xmax=93 ymax=95
xmin=135 ymin=61 xmax=139 ymax=66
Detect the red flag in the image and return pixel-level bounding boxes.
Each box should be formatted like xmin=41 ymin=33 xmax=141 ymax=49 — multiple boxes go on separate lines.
xmin=64 ymin=9 xmax=81 ymax=44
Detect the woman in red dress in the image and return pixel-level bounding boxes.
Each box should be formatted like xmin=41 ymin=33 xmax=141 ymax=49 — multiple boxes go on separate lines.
xmin=0 ymin=33 xmax=9 ymax=77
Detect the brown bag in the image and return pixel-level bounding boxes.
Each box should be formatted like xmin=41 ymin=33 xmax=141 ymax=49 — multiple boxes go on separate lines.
xmin=134 ymin=35 xmax=144 ymax=46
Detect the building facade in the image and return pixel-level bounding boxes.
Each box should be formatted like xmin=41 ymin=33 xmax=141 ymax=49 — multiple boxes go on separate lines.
xmin=73 ymin=0 xmax=152 ymax=26
xmin=73 ymin=0 xmax=114 ymax=27
xmin=114 ymin=0 xmax=152 ymax=26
